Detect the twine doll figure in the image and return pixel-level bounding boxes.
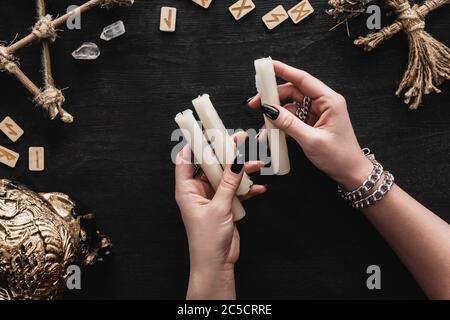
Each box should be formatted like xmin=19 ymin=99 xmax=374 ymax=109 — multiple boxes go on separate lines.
xmin=328 ymin=0 xmax=450 ymax=109
xmin=0 ymin=0 xmax=134 ymax=123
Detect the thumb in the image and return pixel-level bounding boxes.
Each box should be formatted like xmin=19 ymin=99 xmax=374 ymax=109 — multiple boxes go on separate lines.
xmin=261 ymin=103 xmax=314 ymax=143
xmin=210 ymin=153 xmax=245 ymax=212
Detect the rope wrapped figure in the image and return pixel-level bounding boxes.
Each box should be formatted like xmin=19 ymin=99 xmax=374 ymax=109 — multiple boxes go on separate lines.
xmin=328 ymin=0 xmax=450 ymax=110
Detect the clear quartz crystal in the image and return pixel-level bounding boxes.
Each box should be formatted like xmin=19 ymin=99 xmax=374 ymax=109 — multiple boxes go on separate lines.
xmin=100 ymin=21 xmax=126 ymax=41
xmin=72 ymin=42 xmax=100 ymax=60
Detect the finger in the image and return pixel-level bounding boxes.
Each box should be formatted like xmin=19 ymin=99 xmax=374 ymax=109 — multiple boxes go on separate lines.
xmin=248 ymin=83 xmax=305 ymax=109
xmin=283 ymin=103 xmax=319 ymax=120
xmin=175 ymin=145 xmax=194 ymax=183
xmin=197 ymin=161 xmax=263 ymax=180
xmin=272 ymin=60 xmax=334 ymax=99
xmin=261 ymin=103 xmax=316 ymax=144
xmin=231 ymin=130 xmax=248 ymax=146
xmin=239 ymin=184 xmax=268 ymax=201
xmin=283 ymin=103 xmax=319 ymax=134
xmin=284 ymin=103 xmax=320 ymax=127
xmin=254 ymin=125 xmax=268 ymax=143
xmin=283 ymin=103 xmax=297 ymax=114
xmin=244 ymin=160 xmax=265 ymax=174
xmin=210 ymin=155 xmax=245 ymax=213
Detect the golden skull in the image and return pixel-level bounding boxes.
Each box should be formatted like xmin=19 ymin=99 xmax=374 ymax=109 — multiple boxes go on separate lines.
xmin=0 ymin=179 xmax=111 ymax=300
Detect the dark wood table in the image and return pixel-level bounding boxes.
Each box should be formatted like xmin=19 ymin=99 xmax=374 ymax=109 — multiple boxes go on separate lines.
xmin=0 ymin=0 xmax=448 ymax=299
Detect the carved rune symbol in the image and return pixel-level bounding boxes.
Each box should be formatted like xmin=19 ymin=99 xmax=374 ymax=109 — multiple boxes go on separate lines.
xmin=267 ymin=13 xmax=286 ymax=23
xmin=231 ymin=0 xmax=252 ymax=19
xmin=262 ymin=5 xmax=289 ymax=30
xmin=164 ymin=9 xmax=173 ymax=28
xmin=4 ymin=123 xmax=17 ymax=136
xmin=291 ymin=2 xmax=310 ymax=21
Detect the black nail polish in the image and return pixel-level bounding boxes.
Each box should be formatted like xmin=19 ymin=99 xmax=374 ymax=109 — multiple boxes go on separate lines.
xmin=261 ymin=104 xmax=279 ymax=120
xmin=231 ymin=152 xmax=245 ymax=174
xmin=243 ymin=95 xmax=255 ymax=105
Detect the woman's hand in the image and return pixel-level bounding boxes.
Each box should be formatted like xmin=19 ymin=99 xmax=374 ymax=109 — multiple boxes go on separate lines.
xmin=249 ymin=61 xmax=450 ymax=299
xmin=249 ymin=60 xmax=372 ymax=190
xmin=175 ymin=135 xmax=266 ymax=299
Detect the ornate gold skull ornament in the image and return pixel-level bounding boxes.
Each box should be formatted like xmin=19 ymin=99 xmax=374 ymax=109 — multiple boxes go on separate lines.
xmin=0 ymin=179 xmax=111 ymax=300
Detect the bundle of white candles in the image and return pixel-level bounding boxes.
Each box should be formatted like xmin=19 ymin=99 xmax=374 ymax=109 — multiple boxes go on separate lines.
xmin=192 ymin=94 xmax=253 ymax=196
xmin=174 ymin=95 xmax=251 ymax=222
xmin=174 ymin=58 xmax=291 ymax=221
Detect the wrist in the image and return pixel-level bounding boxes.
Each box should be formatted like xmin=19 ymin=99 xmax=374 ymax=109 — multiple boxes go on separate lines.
xmin=336 ymin=156 xmax=374 ymax=191
xmin=187 ymin=266 xmax=236 ymax=300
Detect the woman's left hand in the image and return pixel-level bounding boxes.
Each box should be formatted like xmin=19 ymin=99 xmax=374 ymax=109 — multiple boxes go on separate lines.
xmin=175 ymin=134 xmax=266 ymax=299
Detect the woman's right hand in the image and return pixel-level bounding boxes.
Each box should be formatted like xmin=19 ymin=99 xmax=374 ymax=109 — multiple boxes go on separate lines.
xmin=248 ymin=61 xmax=450 ymax=299
xmin=248 ymin=60 xmax=373 ymax=190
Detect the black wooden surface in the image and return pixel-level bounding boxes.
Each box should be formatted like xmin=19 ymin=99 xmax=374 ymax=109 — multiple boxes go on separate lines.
xmin=0 ymin=0 xmax=448 ymax=299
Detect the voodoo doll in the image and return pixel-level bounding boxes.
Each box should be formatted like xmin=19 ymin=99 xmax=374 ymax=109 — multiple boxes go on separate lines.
xmin=328 ymin=0 xmax=450 ymax=110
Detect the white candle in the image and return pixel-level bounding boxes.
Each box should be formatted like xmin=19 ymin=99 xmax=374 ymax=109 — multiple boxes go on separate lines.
xmin=175 ymin=109 xmax=246 ymax=221
xmin=192 ymin=94 xmax=253 ymax=196
xmin=255 ymin=57 xmax=291 ymax=175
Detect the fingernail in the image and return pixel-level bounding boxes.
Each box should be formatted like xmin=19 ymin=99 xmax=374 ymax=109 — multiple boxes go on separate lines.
xmin=231 ymin=152 xmax=245 ymax=174
xmin=261 ymin=104 xmax=279 ymax=120
xmin=243 ymin=95 xmax=256 ymax=105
